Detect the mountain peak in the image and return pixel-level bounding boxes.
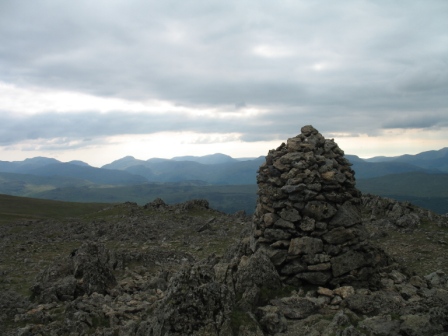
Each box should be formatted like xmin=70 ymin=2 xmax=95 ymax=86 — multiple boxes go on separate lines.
xmin=171 ymin=153 xmax=236 ymax=165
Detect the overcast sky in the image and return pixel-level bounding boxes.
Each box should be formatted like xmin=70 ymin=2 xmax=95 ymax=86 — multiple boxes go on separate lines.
xmin=1 ymin=0 xmax=447 ymax=167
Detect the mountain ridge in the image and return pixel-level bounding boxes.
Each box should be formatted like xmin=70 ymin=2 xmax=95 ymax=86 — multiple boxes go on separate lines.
xmin=0 ymin=148 xmax=447 ymax=214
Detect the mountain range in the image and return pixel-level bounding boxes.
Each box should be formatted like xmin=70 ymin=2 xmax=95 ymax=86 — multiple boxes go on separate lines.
xmin=0 ymin=148 xmax=447 ymax=214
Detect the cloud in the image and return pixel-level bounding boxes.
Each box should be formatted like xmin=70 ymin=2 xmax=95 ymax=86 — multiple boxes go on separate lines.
xmin=0 ymin=0 xmax=447 ymax=162
xmin=382 ymin=113 xmax=448 ymax=129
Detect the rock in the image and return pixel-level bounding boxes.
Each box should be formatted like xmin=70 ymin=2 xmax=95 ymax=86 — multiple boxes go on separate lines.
xmin=256 ymin=305 xmax=287 ymax=334
xmin=288 ymin=237 xmax=324 ymax=256
xmin=271 ymin=296 xmax=319 ymax=320
xmin=400 ymin=314 xmax=443 ymax=336
xmin=409 ymin=275 xmax=427 ymax=289
xmin=389 ymin=270 xmax=407 ymax=284
xmin=425 ymin=270 xmax=447 ymax=287
xmin=317 ymin=287 xmax=334 ymax=297
xmin=322 ymin=227 xmax=355 ymax=245
xmin=343 ymin=291 xmax=405 ymax=315
xmin=264 ymin=228 xmax=292 ymax=241
xmin=31 ymin=242 xmax=117 ymax=303
xmin=329 ymin=203 xmax=361 ymax=228
xmin=147 ymin=258 xmax=234 ymax=335
xmin=358 ymin=315 xmax=400 ymax=336
xmin=331 ymin=250 xmax=368 ymax=278
xmin=296 ymin=271 xmax=332 ymax=285
xmin=333 ymin=286 xmax=355 ymax=299
xmin=235 ymin=249 xmax=282 ymax=295
xmin=303 ymin=201 xmax=338 ymax=221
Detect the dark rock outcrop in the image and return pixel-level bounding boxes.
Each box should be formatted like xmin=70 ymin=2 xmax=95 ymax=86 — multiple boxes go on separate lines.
xmin=31 ymin=242 xmax=117 ymax=303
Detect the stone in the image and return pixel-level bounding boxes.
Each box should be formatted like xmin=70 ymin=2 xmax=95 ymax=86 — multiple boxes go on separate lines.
xmin=303 ymin=201 xmax=338 ymax=221
xmin=263 ymin=213 xmax=278 ymax=227
xmin=308 ymin=263 xmax=331 ymax=271
xmin=235 ymin=249 xmax=282 ymax=294
xmin=274 ymin=218 xmax=295 ymax=230
xmin=264 ymin=228 xmax=292 ymax=242
xmin=302 ymin=253 xmax=331 ymax=265
xmin=280 ymin=259 xmax=307 ymax=275
xmin=301 ymin=125 xmax=318 ymax=136
xmin=270 ymin=240 xmax=290 ymax=249
xmin=256 ymin=306 xmax=287 ymax=334
xmin=317 ymin=287 xmax=334 ymax=297
xmin=331 ymin=250 xmax=368 ymax=277
xmin=299 ymin=217 xmax=316 ymax=232
xmin=271 ymin=296 xmax=319 ymax=319
xmin=262 ymin=247 xmax=288 ymax=266
xmin=329 ymin=202 xmax=361 ymax=228
xmin=389 ymin=270 xmax=407 ymax=284
xmin=358 ymin=315 xmax=400 ymax=336
xmin=399 ymin=314 xmax=443 ymax=336
xmin=31 ymin=242 xmax=117 ymax=303
xmin=279 ymin=208 xmax=301 ymax=222
xmin=409 ymin=275 xmax=427 ymax=288
xmin=333 ymin=286 xmax=355 ymax=299
xmin=322 ymin=227 xmax=356 ymax=245
xmin=296 ymin=271 xmax=332 ymax=285
xmin=281 ymin=184 xmax=306 ymax=194
xmin=288 ymin=237 xmax=323 ymax=256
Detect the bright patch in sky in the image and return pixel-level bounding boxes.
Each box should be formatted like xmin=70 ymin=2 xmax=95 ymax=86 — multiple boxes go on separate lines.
xmin=0 ymin=82 xmax=189 ymax=115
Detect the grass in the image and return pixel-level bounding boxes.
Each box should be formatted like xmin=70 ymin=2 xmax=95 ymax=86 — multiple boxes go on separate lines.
xmin=0 ymin=194 xmax=113 ymax=224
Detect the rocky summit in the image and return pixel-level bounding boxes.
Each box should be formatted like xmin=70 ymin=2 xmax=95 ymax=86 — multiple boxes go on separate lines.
xmin=252 ymin=125 xmax=390 ymax=288
xmin=2 ymin=126 xmax=448 ymax=335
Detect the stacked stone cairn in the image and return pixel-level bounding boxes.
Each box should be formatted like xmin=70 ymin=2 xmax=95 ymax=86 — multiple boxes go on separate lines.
xmin=252 ymin=125 xmax=388 ymax=288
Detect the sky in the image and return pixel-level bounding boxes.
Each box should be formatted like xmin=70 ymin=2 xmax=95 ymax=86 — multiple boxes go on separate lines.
xmin=0 ymin=0 xmax=447 ymax=167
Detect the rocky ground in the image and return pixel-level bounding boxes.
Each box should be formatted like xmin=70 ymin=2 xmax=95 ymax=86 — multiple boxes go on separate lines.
xmin=0 ymin=195 xmax=447 ymax=335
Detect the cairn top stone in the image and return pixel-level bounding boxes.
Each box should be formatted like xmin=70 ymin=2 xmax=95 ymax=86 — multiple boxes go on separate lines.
xmin=300 ymin=125 xmax=319 ymax=136
xmin=252 ymin=125 xmax=388 ymax=287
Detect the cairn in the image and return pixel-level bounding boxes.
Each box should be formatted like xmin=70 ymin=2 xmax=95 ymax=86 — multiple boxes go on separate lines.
xmin=252 ymin=125 xmax=387 ymax=287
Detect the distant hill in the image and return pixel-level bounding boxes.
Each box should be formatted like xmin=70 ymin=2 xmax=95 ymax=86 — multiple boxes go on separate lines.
xmin=27 ymin=162 xmax=147 ymax=185
xmin=103 ymin=155 xmax=265 ymax=185
xmin=357 ymin=172 xmax=448 ymax=214
xmin=101 ymin=156 xmax=148 ymax=170
xmin=350 ymin=161 xmax=437 ymax=179
xmin=365 ymin=147 xmax=448 ymax=172
xmin=171 ymin=153 xmax=237 ymax=164
xmin=0 ymin=158 xmax=148 ymax=185
xmin=1 ymin=150 xmax=448 ymax=214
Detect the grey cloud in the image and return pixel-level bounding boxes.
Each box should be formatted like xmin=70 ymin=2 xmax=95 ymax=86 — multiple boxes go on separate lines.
xmin=382 ymin=114 xmax=448 ymax=129
xmin=0 ymin=0 xmax=447 ymax=146
xmin=0 ymin=105 xmax=413 ymax=149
